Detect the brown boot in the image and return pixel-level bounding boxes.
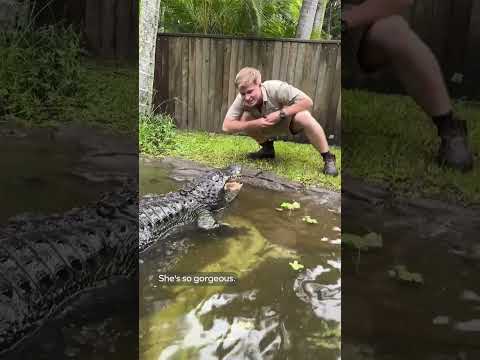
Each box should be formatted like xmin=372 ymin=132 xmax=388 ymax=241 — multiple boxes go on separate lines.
xmin=322 ymin=153 xmax=338 ymax=177
xmin=434 ymin=116 xmax=473 ymax=172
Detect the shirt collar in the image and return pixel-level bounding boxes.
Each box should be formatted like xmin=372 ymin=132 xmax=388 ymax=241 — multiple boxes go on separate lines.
xmin=260 ymin=83 xmax=267 ymax=103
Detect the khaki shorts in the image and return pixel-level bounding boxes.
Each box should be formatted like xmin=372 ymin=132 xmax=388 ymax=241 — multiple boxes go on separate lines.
xmin=242 ymin=111 xmax=302 ymax=138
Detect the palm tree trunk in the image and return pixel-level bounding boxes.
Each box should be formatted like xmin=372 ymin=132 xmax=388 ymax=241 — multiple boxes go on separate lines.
xmin=312 ymin=0 xmax=329 ymax=39
xmin=139 ymin=0 xmax=162 ymax=114
xmin=295 ymin=0 xmax=319 ymax=39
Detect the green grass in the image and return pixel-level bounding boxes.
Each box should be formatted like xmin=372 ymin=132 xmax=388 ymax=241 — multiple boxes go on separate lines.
xmin=72 ymin=60 xmax=138 ymax=133
xmin=6 ymin=59 xmax=138 ymax=133
xmin=140 ymin=116 xmax=341 ymax=191
xmin=1 ymin=25 xmax=137 ymax=133
xmin=343 ymin=89 xmax=480 ymax=203
xmin=140 ymin=111 xmax=176 ymax=154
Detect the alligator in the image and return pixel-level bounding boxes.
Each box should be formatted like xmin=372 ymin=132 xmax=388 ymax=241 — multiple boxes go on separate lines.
xmin=139 ymin=164 xmax=243 ymax=253
xmin=0 ymin=164 xmax=243 ymax=354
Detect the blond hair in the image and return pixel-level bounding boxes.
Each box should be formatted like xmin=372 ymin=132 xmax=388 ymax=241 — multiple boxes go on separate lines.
xmin=235 ymin=67 xmax=261 ymax=88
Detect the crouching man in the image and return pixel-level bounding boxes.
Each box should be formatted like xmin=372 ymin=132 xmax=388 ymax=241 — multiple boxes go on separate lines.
xmin=222 ymin=67 xmax=338 ymax=177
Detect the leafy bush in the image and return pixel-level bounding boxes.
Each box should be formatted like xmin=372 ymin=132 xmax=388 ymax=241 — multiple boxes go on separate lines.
xmin=139 ymin=112 xmax=177 ymax=155
xmin=0 ymin=24 xmax=85 ymax=124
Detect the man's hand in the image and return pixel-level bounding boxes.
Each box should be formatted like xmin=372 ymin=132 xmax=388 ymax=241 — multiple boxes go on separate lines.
xmin=244 ymin=115 xmax=278 ymax=131
xmin=263 ymin=111 xmax=281 ymax=125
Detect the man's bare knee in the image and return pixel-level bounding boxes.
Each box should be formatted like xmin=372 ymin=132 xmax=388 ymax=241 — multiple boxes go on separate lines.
xmin=367 ymin=15 xmax=412 ymax=55
xmin=293 ymin=110 xmax=314 ymax=124
xmin=292 ymin=110 xmax=320 ymax=133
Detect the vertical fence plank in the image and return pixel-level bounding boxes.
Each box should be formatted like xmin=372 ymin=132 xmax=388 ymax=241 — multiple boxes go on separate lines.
xmin=279 ymin=42 xmax=290 ymax=81
xmin=322 ymin=46 xmax=338 ymax=129
xmin=465 ymin=0 xmax=480 ymax=95
xmin=304 ymin=44 xmax=318 ymax=103
xmin=327 ymin=45 xmax=342 ymax=141
xmin=167 ymin=38 xmax=176 ymax=116
xmin=293 ymin=42 xmax=306 ymax=88
xmin=444 ymin=0 xmax=473 ymax=78
xmin=194 ymin=38 xmax=203 ymax=129
xmin=222 ymin=39 xmax=232 ymax=123
xmin=85 ymin=0 xmax=101 ymax=55
xmin=238 ymin=39 xmax=246 ymax=71
xmin=181 ymin=38 xmax=189 ymax=129
xmin=187 ymin=38 xmax=196 ymax=129
xmin=174 ymin=38 xmax=183 ymax=125
xmin=101 ymin=0 xmax=116 ymax=58
xmin=153 ymin=37 xmax=169 ymax=114
xmin=207 ymin=38 xmax=217 ymax=132
xmin=271 ymin=41 xmax=282 ymax=80
xmin=251 ymin=40 xmax=259 ymax=70
xmin=214 ymin=39 xmax=225 ymax=132
xmin=115 ymin=0 xmax=130 ymax=59
xmin=228 ymin=40 xmax=239 ymax=107
xmin=286 ymin=42 xmax=298 ymax=85
xmin=246 ymin=39 xmax=253 ymax=68
xmin=310 ymin=43 xmax=323 ymax=118
xmin=262 ymin=41 xmax=273 ymax=81
xmin=313 ymin=43 xmax=329 ymax=128
xmin=201 ymin=37 xmax=211 ymax=131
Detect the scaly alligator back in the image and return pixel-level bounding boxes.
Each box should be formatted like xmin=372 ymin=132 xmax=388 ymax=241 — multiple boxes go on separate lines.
xmin=0 ymin=184 xmax=138 ymax=354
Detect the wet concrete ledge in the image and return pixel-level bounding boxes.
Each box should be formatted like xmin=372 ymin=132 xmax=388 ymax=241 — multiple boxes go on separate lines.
xmin=141 ymin=155 xmax=341 ymax=214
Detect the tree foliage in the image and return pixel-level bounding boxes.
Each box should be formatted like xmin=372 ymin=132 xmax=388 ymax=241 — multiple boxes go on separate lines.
xmin=322 ymin=0 xmax=341 ymax=40
xmin=161 ymin=0 xmax=302 ymax=38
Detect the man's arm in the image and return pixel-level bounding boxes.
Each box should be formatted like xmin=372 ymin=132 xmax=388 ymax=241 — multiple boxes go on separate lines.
xmin=222 ymin=115 xmax=273 ymax=133
xmin=222 ymin=116 xmax=248 ymax=133
xmin=281 ymin=97 xmax=313 ymax=118
xmin=343 ymin=0 xmax=413 ymax=29
xmin=263 ymin=96 xmax=313 ymax=125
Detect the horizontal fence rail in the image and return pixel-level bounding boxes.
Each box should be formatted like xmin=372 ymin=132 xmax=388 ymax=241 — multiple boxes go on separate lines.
xmin=154 ymin=33 xmax=342 ymax=144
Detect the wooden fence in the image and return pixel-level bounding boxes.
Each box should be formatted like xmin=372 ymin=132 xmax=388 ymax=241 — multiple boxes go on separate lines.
xmin=153 ymin=34 xmax=342 ymax=144
xmin=344 ymin=0 xmax=480 ymax=98
xmin=32 ymin=0 xmax=138 ymax=60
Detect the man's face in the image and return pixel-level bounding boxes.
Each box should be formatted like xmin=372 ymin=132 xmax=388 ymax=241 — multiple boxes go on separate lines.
xmin=239 ymin=82 xmax=262 ymax=109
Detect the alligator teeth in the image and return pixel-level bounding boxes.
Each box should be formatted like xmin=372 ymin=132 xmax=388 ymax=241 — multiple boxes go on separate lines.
xmin=224 ymin=181 xmax=243 ymax=192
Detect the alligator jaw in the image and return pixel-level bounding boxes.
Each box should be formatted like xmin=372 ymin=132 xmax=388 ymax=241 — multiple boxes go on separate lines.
xmin=224 ymin=180 xmax=243 ymax=203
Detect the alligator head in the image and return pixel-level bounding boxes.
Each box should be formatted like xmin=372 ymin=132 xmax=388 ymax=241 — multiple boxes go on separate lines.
xmin=179 ymin=164 xmax=243 ymax=211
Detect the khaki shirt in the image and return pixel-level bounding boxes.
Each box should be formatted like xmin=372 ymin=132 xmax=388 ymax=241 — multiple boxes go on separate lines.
xmin=225 ymin=80 xmax=308 ymax=120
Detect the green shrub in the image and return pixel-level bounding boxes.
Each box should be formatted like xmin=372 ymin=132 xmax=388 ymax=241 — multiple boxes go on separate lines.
xmin=139 ymin=112 xmax=177 ymax=155
xmin=0 ymin=24 xmax=85 ymax=124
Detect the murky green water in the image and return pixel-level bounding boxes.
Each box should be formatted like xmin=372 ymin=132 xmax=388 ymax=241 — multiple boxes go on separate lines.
xmin=342 ymin=200 xmax=480 ymax=360
xmin=139 ymin=163 xmax=341 ymax=359
xmin=0 ymin=134 xmax=114 ymax=224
